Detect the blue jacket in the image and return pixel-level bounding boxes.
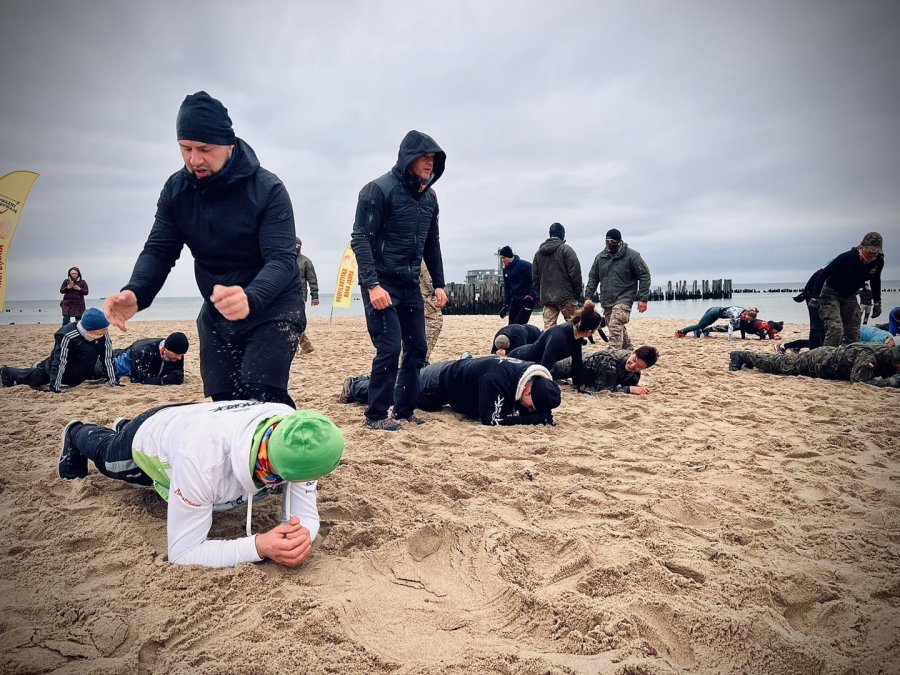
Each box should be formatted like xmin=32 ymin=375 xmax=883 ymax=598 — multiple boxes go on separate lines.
xmin=351 ymin=131 xmax=446 ymax=290
xmin=502 ymin=256 xmax=537 ymax=305
xmin=123 ymin=139 xmax=302 ymax=324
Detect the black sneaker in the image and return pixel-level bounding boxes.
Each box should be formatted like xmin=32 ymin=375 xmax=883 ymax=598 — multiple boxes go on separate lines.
xmin=337 ymin=377 xmax=353 ymax=404
xmin=0 ymin=367 xmax=15 ymax=387
xmin=58 ymin=421 xmax=88 ymax=479
xmin=393 ymin=413 xmax=426 ymax=426
xmin=113 ymin=417 xmax=130 ymax=433
xmin=729 ymin=352 xmax=746 ymax=372
xmin=365 ymin=417 xmax=402 ymax=431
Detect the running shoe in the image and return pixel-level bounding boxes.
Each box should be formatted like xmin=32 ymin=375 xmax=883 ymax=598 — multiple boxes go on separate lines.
xmin=58 ymin=421 xmax=88 ymax=479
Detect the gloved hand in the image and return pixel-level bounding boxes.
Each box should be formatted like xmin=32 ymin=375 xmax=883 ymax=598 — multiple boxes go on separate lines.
xmin=50 ymin=387 xmax=62 ymax=394
xmin=807 ymin=297 xmax=820 ymax=310
xmin=871 ymin=303 xmax=882 ymax=319
xmin=572 ymin=385 xmax=595 ymax=396
xmin=792 ymin=292 xmax=807 ymax=303
xmin=499 ymin=305 xmax=508 ymax=319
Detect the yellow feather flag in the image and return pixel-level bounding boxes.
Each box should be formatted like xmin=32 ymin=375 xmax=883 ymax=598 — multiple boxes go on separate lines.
xmin=0 ymin=171 xmax=40 ymax=311
xmin=332 ymin=243 xmax=358 ymax=310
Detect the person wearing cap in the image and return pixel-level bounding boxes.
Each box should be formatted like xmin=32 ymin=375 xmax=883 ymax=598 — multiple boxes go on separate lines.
xmin=532 ymin=223 xmax=583 ymax=330
xmin=507 ymin=301 xmax=605 ymax=389
xmin=730 ymin=342 xmax=900 ymax=388
xmin=809 ymin=232 xmax=885 ymax=347
xmin=294 ymin=238 xmax=320 ymax=354
xmin=350 ymin=131 xmax=448 ymax=431
xmin=583 ymin=228 xmax=651 ymax=350
xmin=491 ymin=323 xmax=542 ymax=355
xmin=57 ymin=402 xmax=344 ymax=568
xmin=498 ymin=245 xmax=537 ymax=325
xmin=552 ymin=346 xmax=659 ymax=394
xmin=675 ymin=306 xmax=758 ymax=340
xmin=339 ymin=355 xmax=562 ymax=426
xmin=103 ymin=91 xmax=303 ymax=407
xmin=0 ymin=307 xmax=118 ymax=392
xmin=94 ymin=332 xmax=190 ymax=385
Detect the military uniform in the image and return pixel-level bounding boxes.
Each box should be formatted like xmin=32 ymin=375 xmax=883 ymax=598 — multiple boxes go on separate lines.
xmin=420 ymin=262 xmax=443 ymax=361
xmin=730 ymin=343 xmax=899 ymax=386
xmin=552 ymin=348 xmax=642 ymax=393
xmin=295 ymin=242 xmax=319 ymax=354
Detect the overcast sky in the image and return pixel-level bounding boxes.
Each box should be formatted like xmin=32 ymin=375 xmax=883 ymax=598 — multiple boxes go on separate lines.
xmin=1 ymin=0 xmax=898 ymax=300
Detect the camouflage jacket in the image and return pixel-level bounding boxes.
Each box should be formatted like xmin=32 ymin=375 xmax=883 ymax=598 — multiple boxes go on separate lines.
xmin=552 ymin=348 xmax=640 ymax=393
xmin=798 ymin=343 xmax=897 ymax=384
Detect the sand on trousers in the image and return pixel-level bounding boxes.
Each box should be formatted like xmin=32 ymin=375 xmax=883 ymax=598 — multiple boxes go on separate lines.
xmin=0 ymin=315 xmax=897 ymax=674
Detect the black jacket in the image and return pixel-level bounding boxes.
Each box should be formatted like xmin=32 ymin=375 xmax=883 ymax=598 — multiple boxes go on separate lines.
xmin=123 ymin=139 xmax=302 ymax=323
xmin=351 ymin=131 xmax=446 ymax=290
xmin=491 ymin=324 xmax=542 ymax=353
xmin=502 ymin=256 xmax=537 ymax=305
xmin=40 ymin=324 xmax=116 ymax=391
xmin=813 ymin=249 xmax=883 ymax=302
xmin=438 ymin=355 xmax=553 ymax=425
xmin=507 ymin=323 xmax=585 ymax=386
xmin=118 ymin=338 xmax=184 ymax=385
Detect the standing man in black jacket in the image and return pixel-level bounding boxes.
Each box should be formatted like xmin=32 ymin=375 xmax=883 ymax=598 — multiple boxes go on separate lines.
xmin=810 ymin=232 xmax=884 ymax=347
xmin=498 ymin=245 xmax=537 ymax=325
xmin=103 ymin=92 xmax=303 ymax=406
xmin=351 ymin=131 xmax=448 ymax=431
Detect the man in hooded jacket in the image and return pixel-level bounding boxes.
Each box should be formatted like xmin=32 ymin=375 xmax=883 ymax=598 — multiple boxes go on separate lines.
xmin=103 ymin=92 xmax=303 ymax=407
xmin=532 ymin=223 xmax=583 ymax=330
xmin=351 ymin=131 xmax=448 ymax=431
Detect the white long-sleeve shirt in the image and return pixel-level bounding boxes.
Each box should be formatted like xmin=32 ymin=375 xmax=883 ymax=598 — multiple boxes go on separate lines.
xmin=132 ymin=400 xmax=320 ymax=568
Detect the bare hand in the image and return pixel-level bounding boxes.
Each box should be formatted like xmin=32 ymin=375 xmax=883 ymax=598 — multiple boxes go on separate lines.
xmin=637 ymin=301 xmax=648 ymax=313
xmin=434 ymin=287 xmax=448 ymax=309
xmin=630 ymin=386 xmax=652 ymax=395
xmin=496 ymin=348 xmax=507 ymax=357
xmin=311 ymin=299 xmax=320 ymax=306
xmin=254 ymin=517 xmax=312 ymax=567
xmin=369 ymin=285 xmax=392 ymax=310
xmin=211 ymin=284 xmax=250 ymax=320
xmin=103 ymin=291 xmax=138 ymax=331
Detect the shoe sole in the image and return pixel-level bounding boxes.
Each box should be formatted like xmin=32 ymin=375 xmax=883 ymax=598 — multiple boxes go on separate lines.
xmin=58 ymin=420 xmax=85 ymax=480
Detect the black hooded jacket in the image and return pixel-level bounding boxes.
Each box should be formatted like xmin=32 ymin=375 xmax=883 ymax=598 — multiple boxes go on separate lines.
xmin=491 ymin=324 xmax=542 ymax=353
xmin=351 ymin=131 xmax=446 ymax=289
xmin=118 ymin=338 xmax=185 ymax=385
xmin=40 ymin=323 xmax=116 ymax=391
xmin=123 ymin=139 xmax=302 ymax=323
xmin=507 ymin=323 xmax=586 ymax=386
xmin=437 ymin=355 xmax=552 ymax=425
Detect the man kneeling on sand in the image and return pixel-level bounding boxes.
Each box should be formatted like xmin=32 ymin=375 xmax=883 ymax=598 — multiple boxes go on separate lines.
xmin=552 ymin=346 xmax=659 ymax=394
xmin=58 ymin=401 xmax=344 ymax=568
xmin=339 ymin=355 xmax=562 ymax=427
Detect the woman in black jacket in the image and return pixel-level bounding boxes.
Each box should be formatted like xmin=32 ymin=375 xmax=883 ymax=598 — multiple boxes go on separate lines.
xmin=507 ymin=301 xmax=604 ymax=388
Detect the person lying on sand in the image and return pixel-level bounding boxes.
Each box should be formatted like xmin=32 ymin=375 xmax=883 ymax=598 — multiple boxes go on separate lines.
xmin=729 ymin=343 xmax=899 ymax=387
xmin=552 ymin=346 xmax=658 ymax=394
xmin=339 ymin=355 xmax=562 ymax=428
xmin=701 ymin=319 xmax=783 ymax=340
xmin=491 ymin=323 xmax=542 ymax=355
xmin=57 ymin=401 xmax=344 ymax=568
xmin=91 ymin=332 xmax=190 ymax=385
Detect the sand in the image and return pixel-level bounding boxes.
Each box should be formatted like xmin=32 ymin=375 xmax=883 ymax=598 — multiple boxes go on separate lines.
xmin=0 ymin=315 xmax=897 ymax=674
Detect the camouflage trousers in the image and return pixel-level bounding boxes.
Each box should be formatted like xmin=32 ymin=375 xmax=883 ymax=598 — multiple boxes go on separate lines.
xmin=542 ymin=300 xmax=579 ymax=330
xmin=424 ymin=297 xmax=443 ymax=362
xmin=298 ymin=331 xmax=314 ymax=353
xmin=603 ymin=303 xmax=632 ymax=350
xmin=818 ymin=287 xmax=861 ymax=347
xmin=745 ymin=351 xmax=809 ymax=376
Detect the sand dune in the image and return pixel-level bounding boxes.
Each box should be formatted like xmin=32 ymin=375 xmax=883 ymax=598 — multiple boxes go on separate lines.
xmin=0 ymin=316 xmax=897 ymax=673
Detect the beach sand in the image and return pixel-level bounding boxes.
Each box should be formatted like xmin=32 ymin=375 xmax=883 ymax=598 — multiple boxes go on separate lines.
xmin=0 ymin=315 xmax=897 ymax=673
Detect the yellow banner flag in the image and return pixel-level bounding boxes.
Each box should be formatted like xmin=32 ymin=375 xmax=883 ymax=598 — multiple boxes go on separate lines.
xmin=0 ymin=170 xmax=40 ymax=311
xmin=332 ymin=243 xmax=357 ymax=309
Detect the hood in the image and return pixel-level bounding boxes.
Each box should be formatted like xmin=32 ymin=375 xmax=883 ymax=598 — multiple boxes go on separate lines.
xmin=601 ymin=241 xmax=629 ymax=259
xmin=515 ymin=364 xmax=553 ymax=401
xmin=538 ymin=238 xmax=565 ymax=255
xmin=392 ymin=130 xmax=446 ymax=193
xmin=183 ymin=137 xmax=259 ymax=190
xmin=67 ymin=266 xmax=82 ymax=280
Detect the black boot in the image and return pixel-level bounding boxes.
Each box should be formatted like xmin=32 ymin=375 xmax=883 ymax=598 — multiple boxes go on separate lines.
xmin=729 ymin=351 xmax=748 ymax=371
xmin=58 ymin=421 xmax=89 ymax=479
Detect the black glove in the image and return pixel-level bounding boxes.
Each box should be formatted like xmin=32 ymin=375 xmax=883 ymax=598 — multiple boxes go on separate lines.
xmin=498 ymin=412 xmax=555 ymax=426
xmin=792 ymin=292 xmax=807 ymax=303
xmin=597 ymin=328 xmax=609 ymax=342
xmin=871 ymin=303 xmax=882 ymax=319
xmin=577 ymin=295 xmax=585 ymax=304
xmin=499 ymin=305 xmax=509 ymax=319
xmin=807 ymin=297 xmax=820 ymax=310
xmin=50 ymin=387 xmax=62 ymax=394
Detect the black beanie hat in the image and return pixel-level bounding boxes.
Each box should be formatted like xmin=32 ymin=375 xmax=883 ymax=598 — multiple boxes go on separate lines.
xmin=176 ymin=91 xmax=235 ymax=145
xmin=499 ymin=245 xmax=514 ymax=257
xmin=165 ymin=332 xmax=190 ymax=354
xmin=529 ymin=377 xmax=562 ymax=413
xmin=549 ymin=222 xmax=565 ymax=239
xmin=605 ymin=228 xmax=622 ymax=241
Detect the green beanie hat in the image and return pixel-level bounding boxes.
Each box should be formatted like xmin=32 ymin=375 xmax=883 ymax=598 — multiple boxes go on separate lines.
xmin=260 ymin=411 xmax=344 ymax=482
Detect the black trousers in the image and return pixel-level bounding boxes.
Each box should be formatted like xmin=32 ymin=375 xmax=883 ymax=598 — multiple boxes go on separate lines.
xmin=508 ymin=297 xmax=534 ymax=325
xmin=344 ymin=361 xmax=450 ymax=412
xmin=69 ymin=405 xmax=184 ymax=485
